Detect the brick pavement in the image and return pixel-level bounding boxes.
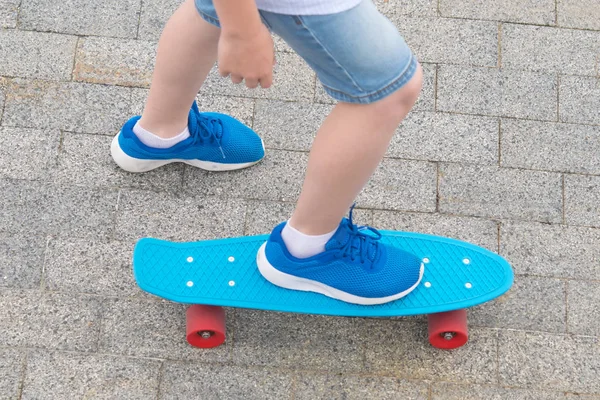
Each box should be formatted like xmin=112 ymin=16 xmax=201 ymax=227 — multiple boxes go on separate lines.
xmin=1 ymin=0 xmax=599 ymax=398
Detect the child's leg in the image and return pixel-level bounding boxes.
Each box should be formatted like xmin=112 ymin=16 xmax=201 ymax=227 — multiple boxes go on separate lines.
xmin=289 ymin=66 xmax=423 ymax=235
xmin=138 ymin=0 xmax=221 ymax=138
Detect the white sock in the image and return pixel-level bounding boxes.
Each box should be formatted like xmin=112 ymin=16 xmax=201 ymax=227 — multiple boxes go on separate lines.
xmin=133 ymin=121 xmax=190 ymax=149
xmin=281 ymin=221 xmax=336 ymax=259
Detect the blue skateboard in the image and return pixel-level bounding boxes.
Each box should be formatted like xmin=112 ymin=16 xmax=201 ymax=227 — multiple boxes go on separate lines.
xmin=133 ymin=231 xmax=513 ymax=349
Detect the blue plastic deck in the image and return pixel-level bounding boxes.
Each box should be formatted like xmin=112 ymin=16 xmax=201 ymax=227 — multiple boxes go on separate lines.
xmin=133 ymin=231 xmax=513 ymax=317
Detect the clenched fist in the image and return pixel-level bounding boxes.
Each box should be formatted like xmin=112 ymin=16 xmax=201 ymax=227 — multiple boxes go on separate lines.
xmin=218 ymin=23 xmax=275 ymax=89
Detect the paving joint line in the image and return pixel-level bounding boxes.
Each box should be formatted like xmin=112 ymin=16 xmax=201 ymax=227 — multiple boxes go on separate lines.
xmin=430 ymin=15 xmax=600 ymax=33
xmin=16 ymin=349 xmax=28 ymax=400
xmin=136 ymin=0 xmax=144 ymax=40
xmin=155 ymin=360 xmax=166 ymax=400
xmin=70 ymin=36 xmax=80 ymax=82
xmin=497 ymin=23 xmax=503 ymax=68
xmin=564 ymin=280 xmax=570 ymax=335
xmin=562 ymin=174 xmax=566 ymax=224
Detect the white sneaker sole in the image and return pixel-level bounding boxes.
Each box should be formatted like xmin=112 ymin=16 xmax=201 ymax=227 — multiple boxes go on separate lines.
xmin=256 ymin=243 xmax=425 ymax=306
xmin=110 ymin=132 xmax=264 ymax=173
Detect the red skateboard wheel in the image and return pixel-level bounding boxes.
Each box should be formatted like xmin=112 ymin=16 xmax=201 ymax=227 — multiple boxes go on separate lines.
xmin=186 ymin=305 xmax=226 ymax=348
xmin=427 ymin=309 xmax=468 ymax=349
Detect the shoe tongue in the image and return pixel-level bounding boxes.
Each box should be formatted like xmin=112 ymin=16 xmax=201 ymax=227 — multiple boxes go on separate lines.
xmin=324 ymin=219 xmax=352 ymax=251
xmin=188 ymin=103 xmax=201 ymax=137
xmin=324 ymin=219 xmax=379 ymax=262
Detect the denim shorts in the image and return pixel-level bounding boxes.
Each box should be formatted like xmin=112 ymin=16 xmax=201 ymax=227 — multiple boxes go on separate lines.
xmin=194 ymin=0 xmax=418 ymax=104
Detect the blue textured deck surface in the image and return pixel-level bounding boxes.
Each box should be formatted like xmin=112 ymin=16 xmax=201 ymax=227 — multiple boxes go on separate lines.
xmin=133 ymin=231 xmax=513 ymax=317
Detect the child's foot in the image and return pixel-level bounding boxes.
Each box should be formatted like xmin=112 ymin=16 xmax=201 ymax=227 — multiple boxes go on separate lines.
xmin=256 ymin=210 xmax=424 ymax=305
xmin=111 ymin=102 xmax=265 ymax=172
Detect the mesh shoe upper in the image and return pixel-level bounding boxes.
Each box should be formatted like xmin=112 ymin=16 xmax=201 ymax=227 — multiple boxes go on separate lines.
xmin=117 ymin=102 xmax=264 ymax=164
xmin=263 ymin=212 xmax=423 ymax=299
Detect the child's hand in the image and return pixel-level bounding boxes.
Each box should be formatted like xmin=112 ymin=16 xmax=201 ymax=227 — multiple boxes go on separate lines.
xmin=218 ymin=23 xmax=275 ymax=89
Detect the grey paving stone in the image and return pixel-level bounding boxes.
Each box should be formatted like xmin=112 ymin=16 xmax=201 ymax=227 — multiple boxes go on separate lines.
xmin=74 ymin=37 xmax=157 ymax=87
xmin=559 ymin=75 xmax=600 ymax=125
xmin=130 ymin=88 xmax=149 ymax=115
xmin=0 ymin=89 xmax=4 ymax=121
xmin=295 ymin=373 xmax=429 ymax=400
xmin=558 ymin=0 xmax=600 ymax=30
xmin=0 ymin=291 xmax=101 ymax=352
xmin=501 ymin=120 xmax=600 ymax=174
xmin=0 ymin=348 xmax=24 ymax=400
xmin=565 ymin=174 xmax=600 ymax=228
xmin=201 ymin=52 xmax=315 ymax=101
xmin=44 ymin=238 xmax=140 ymax=297
xmin=19 ymin=0 xmax=141 ymax=38
xmin=357 ymin=159 xmax=437 ymax=212
xmin=374 ymin=0 xmax=438 ymax=18
xmin=372 ymin=210 xmax=499 ymax=250
xmin=314 ymin=82 xmax=336 ymax=105
xmin=567 ymin=280 xmax=600 ymax=337
xmin=500 ymin=221 xmax=600 ymax=280
xmin=392 ymin=17 xmax=498 ymax=67
xmin=3 ymin=79 xmax=131 ymax=135
xmin=499 ymin=330 xmax=600 ymax=393
xmin=184 ymin=149 xmax=306 ymax=203
xmin=361 ymin=320 xmax=498 ymax=383
xmin=415 ymin=63 xmax=435 ymax=111
xmin=0 ymin=0 xmax=19 ymax=28
xmin=431 ymin=382 xmax=580 ymax=400
xmin=160 ymin=362 xmax=293 ymax=400
xmin=0 ymin=77 xmax=5 ymax=123
xmin=0 ymin=179 xmax=117 ymax=239
xmin=437 ymin=65 xmax=558 ymax=121
xmin=390 ymin=111 xmax=499 ymax=164
xmin=21 ymin=350 xmax=160 ymax=400
xmin=0 ymin=127 xmax=60 ymax=181
xmin=0 ymin=30 xmax=76 ymax=80
xmin=253 ymin=100 xmax=332 ymax=151
xmin=438 ymin=164 xmax=563 ymax=223
xmin=99 ymin=298 xmax=230 ymax=362
xmin=54 ymin=132 xmax=184 ymax=192
xmin=197 ymin=95 xmax=256 ymax=128
xmin=470 ymin=276 xmax=566 ymax=333
xmin=232 ymin=310 xmax=363 ymax=372
xmin=0 ymin=232 xmax=46 ymax=290
xmin=440 ymin=0 xmax=555 ymax=24
xmin=244 ymin=200 xmax=294 ymax=235
xmin=272 ymin=34 xmax=293 ymax=53
xmin=138 ymin=0 xmax=184 ymax=41
xmin=502 ymin=24 xmax=600 ymax=76
xmin=116 ymin=189 xmax=245 ymax=241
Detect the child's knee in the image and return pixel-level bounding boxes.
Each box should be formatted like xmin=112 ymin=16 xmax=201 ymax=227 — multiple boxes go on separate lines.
xmin=374 ymin=63 xmax=423 ymax=121
xmin=391 ymin=63 xmax=423 ymax=108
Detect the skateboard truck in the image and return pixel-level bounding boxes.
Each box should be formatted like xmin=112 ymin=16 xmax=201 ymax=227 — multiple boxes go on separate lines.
xmin=443 ymin=332 xmax=456 ymax=341
xmin=198 ymin=330 xmax=214 ymax=340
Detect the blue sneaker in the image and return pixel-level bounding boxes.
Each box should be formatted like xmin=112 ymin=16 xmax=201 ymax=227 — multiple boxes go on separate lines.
xmin=111 ymin=102 xmax=265 ymax=172
xmin=256 ymin=209 xmax=424 ymax=305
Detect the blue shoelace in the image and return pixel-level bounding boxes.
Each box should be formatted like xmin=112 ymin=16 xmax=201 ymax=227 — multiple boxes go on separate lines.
xmin=338 ymin=205 xmax=382 ymax=266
